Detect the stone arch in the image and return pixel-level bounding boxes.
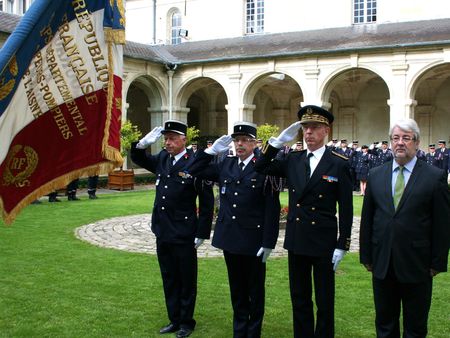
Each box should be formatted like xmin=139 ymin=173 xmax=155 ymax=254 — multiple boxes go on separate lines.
xmin=243 ymin=71 xmax=303 ymax=130
xmin=177 ymin=76 xmax=228 ymax=145
xmin=322 ymin=67 xmax=390 ymax=146
xmin=409 ymin=62 xmax=450 ymax=147
xmin=125 ymin=74 xmax=165 ymax=166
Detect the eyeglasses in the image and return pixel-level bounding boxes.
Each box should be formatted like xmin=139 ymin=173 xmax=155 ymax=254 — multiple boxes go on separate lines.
xmin=232 ymin=137 xmax=255 ymax=143
xmin=391 ymin=135 xmax=415 ymax=143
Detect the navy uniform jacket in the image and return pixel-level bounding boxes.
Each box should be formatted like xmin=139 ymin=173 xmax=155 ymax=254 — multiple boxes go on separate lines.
xmin=190 ymin=151 xmax=280 ymax=255
xmin=434 ymin=147 xmax=449 ymax=172
xmin=355 ymin=152 xmax=370 ymax=176
xmin=426 ymin=152 xmax=437 ymax=166
xmin=377 ymin=149 xmax=393 ymax=166
xmin=336 ymin=147 xmax=352 ymax=158
xmin=131 ymin=145 xmax=214 ymax=244
xmin=255 ymin=145 xmax=353 ymax=257
xmin=360 ymin=160 xmax=449 ymax=283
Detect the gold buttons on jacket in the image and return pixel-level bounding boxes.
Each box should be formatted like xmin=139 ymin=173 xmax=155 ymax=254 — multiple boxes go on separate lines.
xmin=318 ymin=194 xmax=323 ymax=198
xmin=232 ymin=216 xmax=236 ymax=219
xmin=311 ymin=207 xmax=316 ymax=211
xmin=311 ymin=221 xmax=316 ymax=225
xmin=233 ymin=204 xmax=237 ymax=208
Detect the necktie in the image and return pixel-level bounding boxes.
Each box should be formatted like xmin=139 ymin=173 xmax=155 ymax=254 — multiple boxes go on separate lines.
xmin=168 ymin=156 xmax=174 ymax=169
xmin=239 ymin=162 xmax=245 ymax=171
xmin=305 ymin=153 xmax=313 ymax=180
xmin=393 ymin=166 xmax=405 ymax=209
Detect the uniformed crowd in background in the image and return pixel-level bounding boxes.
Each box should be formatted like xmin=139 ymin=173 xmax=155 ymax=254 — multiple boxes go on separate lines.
xmin=130 ymin=106 xmax=449 ymax=338
xmin=325 ymin=138 xmax=450 ymax=196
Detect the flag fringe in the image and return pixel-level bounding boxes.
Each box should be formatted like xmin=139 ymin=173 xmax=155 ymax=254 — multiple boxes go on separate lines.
xmin=0 ymin=162 xmax=116 ymax=225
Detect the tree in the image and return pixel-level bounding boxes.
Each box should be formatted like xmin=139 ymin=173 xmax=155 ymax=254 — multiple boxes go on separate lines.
xmin=257 ymin=124 xmax=279 ymax=143
xmin=187 ymin=125 xmax=200 ymax=145
xmin=120 ymin=120 xmax=142 ymax=159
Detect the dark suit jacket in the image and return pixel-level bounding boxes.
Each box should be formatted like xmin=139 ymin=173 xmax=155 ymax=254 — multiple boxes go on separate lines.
xmin=131 ymin=145 xmax=214 ymax=244
xmin=360 ymin=160 xmax=450 ymax=283
xmin=190 ymin=151 xmax=280 ymax=255
xmin=255 ymin=145 xmax=353 ymax=257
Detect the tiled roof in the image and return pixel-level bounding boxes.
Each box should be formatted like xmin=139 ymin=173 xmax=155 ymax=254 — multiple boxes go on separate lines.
xmin=0 ymin=11 xmax=21 ymax=33
xmin=1 ymin=11 xmax=450 ymax=66
xmin=164 ymin=18 xmax=450 ymax=65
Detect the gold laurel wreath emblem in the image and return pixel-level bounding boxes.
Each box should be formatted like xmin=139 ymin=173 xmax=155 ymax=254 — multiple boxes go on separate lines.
xmin=3 ymin=145 xmax=39 ymax=188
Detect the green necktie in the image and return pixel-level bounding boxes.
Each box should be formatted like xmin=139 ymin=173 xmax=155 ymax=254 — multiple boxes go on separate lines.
xmin=393 ymin=166 xmax=405 ymax=209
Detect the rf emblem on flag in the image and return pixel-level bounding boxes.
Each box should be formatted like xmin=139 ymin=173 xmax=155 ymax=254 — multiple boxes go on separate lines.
xmin=2 ymin=145 xmax=39 ymax=188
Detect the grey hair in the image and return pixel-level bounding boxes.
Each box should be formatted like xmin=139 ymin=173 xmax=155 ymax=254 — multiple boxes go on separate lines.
xmin=389 ymin=118 xmax=420 ymax=141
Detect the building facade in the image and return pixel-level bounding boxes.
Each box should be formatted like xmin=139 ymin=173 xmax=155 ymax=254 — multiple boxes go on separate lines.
xmin=1 ymin=1 xmax=450 ymax=170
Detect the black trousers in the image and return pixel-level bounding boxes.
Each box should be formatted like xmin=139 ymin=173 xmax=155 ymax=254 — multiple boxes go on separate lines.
xmin=288 ymin=252 xmax=335 ymax=338
xmin=156 ymin=239 xmax=197 ymax=330
xmin=372 ymin=263 xmax=433 ymax=338
xmin=87 ymin=175 xmax=98 ymax=192
xmin=224 ymin=251 xmax=266 ymax=338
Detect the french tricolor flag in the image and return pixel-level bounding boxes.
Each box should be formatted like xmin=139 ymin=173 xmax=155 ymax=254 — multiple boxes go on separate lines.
xmin=0 ymin=0 xmax=125 ymax=224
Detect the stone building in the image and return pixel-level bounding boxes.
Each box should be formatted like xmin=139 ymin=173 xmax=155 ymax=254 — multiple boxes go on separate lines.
xmin=1 ymin=1 xmax=450 ymax=169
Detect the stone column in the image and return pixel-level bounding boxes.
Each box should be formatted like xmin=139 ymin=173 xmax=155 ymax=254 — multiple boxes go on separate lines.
xmin=225 ymin=72 xmax=243 ymax=135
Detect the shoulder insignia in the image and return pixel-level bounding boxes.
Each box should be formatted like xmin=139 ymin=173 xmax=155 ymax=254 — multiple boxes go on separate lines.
xmin=332 ymin=151 xmax=348 ymax=160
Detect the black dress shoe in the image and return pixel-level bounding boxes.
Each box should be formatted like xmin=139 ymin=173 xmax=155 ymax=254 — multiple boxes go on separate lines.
xmin=88 ymin=194 xmax=98 ymax=199
xmin=49 ymin=197 xmax=61 ymax=202
xmin=159 ymin=323 xmax=179 ymax=334
xmin=176 ymin=328 xmax=193 ymax=338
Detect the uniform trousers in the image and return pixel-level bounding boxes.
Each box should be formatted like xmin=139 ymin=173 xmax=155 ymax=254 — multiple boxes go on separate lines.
xmin=156 ymin=239 xmax=197 ymax=330
xmin=288 ymin=252 xmax=335 ymax=338
xmin=372 ymin=261 xmax=432 ymax=338
xmin=224 ymin=251 xmax=266 ymax=338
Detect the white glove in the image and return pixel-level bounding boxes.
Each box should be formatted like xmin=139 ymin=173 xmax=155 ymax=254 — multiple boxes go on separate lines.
xmin=268 ymin=122 xmax=302 ymax=149
xmin=194 ymin=238 xmax=205 ymax=249
xmin=205 ymin=135 xmax=232 ymax=155
xmin=335 ymin=141 xmax=341 ymax=148
xmin=332 ymin=248 xmax=346 ymax=271
xmin=256 ymin=247 xmax=273 ymax=263
xmin=136 ymin=126 xmax=163 ymax=149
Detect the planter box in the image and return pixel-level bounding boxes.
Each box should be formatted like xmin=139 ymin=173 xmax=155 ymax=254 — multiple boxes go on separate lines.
xmin=108 ymin=169 xmax=134 ymax=191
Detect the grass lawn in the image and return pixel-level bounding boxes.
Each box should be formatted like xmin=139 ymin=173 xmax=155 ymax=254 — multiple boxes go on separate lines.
xmin=0 ymin=190 xmax=448 ymax=337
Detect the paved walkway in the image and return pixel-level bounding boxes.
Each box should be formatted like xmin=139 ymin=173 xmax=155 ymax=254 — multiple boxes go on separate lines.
xmin=75 ymin=214 xmax=361 ymax=257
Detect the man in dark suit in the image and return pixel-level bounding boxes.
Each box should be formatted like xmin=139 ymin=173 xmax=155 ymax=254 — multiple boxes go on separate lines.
xmin=131 ymin=120 xmax=214 ymax=338
xmin=190 ymin=122 xmax=280 ymax=338
xmin=360 ymin=118 xmax=449 ymax=338
xmin=255 ymin=105 xmax=353 ymax=338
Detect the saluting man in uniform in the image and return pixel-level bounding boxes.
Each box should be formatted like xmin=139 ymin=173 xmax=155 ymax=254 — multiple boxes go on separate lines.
xmin=255 ymin=105 xmax=353 ymax=338
xmin=131 ymin=120 xmax=214 ymax=338
xmin=189 ymin=122 xmax=281 ymax=338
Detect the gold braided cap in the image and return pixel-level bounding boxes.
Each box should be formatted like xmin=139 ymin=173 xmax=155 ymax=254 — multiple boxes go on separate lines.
xmin=299 ymin=107 xmax=330 ymax=125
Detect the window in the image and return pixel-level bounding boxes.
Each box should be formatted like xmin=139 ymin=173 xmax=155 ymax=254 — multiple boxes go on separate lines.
xmin=0 ymin=1 xmax=4 ymax=12
xmin=246 ymin=0 xmax=264 ymax=34
xmin=353 ymin=0 xmax=376 ymax=24
xmin=171 ymin=11 xmax=182 ymax=45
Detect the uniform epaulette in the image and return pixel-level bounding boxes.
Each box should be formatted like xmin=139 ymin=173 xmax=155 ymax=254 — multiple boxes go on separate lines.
xmin=331 ymin=151 xmax=348 ymax=160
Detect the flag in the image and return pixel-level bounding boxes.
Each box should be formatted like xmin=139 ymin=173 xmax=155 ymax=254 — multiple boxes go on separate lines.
xmin=0 ymin=0 xmax=125 ymax=224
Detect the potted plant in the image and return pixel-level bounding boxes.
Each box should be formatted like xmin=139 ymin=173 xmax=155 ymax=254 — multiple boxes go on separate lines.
xmin=107 ymin=120 xmax=142 ymax=191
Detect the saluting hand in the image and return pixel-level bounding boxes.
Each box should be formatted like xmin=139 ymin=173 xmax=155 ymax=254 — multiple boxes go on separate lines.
xmin=268 ymin=121 xmax=302 ymax=148
xmin=205 ymin=135 xmax=232 ymax=155
xmin=136 ymin=126 xmax=163 ymax=149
